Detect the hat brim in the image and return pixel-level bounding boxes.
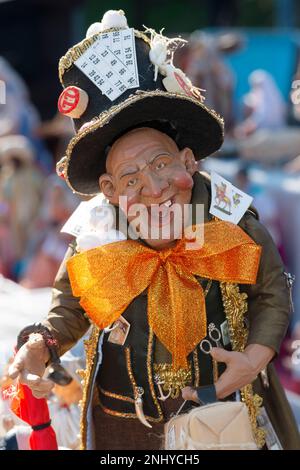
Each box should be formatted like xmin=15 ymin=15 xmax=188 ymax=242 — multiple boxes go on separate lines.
xmin=65 ymin=91 xmax=224 ymax=196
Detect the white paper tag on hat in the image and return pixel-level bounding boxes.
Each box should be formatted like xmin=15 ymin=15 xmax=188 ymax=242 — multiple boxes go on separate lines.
xmin=209 ymin=172 xmax=253 ymax=225
xmin=100 ymin=29 xmax=139 ymax=86
xmin=75 ymin=28 xmax=139 ymax=101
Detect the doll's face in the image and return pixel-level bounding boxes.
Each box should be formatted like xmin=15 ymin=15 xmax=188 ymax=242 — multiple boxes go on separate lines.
xmin=99 ymin=127 xmax=197 ymax=249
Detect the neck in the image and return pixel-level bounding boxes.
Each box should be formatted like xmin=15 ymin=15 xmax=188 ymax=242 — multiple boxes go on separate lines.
xmin=143 ymin=238 xmax=178 ymax=251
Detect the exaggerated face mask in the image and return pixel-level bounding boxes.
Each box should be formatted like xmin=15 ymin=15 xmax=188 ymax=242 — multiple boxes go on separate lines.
xmin=99 ymin=127 xmax=198 ymax=249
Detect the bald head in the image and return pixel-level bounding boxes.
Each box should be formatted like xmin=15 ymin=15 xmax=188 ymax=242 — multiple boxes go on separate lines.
xmin=105 ymin=127 xmax=179 ymax=174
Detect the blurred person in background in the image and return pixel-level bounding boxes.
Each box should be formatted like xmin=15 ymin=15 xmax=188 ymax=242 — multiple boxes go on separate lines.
xmin=0 ymin=57 xmax=52 ymax=174
xmin=37 ymin=113 xmax=75 ymax=167
xmin=235 ymin=69 xmax=300 ymax=164
xmin=0 ymin=135 xmax=44 ymax=279
xmin=284 ymin=152 xmax=300 ymax=173
xmin=235 ymin=69 xmax=286 ymax=138
xmin=235 ymin=166 xmax=284 ymax=259
xmin=0 ymin=57 xmax=34 ymax=137
xmin=0 ymin=107 xmax=78 ymax=285
xmin=19 ymin=175 xmax=79 ymax=288
xmin=0 ymin=198 xmax=12 ymax=278
xmin=17 ymin=112 xmax=79 ymax=288
xmin=183 ymin=32 xmax=240 ymax=132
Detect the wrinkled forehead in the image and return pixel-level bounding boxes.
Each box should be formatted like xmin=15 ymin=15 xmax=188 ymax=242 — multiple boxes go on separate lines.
xmin=106 ymin=127 xmax=179 ymax=174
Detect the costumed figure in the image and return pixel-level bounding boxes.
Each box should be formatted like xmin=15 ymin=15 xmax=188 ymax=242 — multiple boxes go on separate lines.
xmin=9 ymin=9 xmax=300 ymax=450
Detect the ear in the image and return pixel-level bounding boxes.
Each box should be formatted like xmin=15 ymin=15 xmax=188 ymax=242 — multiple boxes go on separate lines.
xmin=99 ymin=174 xmax=118 ymax=204
xmin=179 ymin=148 xmax=198 ymax=175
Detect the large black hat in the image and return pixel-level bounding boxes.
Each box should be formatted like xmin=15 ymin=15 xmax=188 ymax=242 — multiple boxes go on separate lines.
xmin=57 ymin=10 xmax=224 ymax=196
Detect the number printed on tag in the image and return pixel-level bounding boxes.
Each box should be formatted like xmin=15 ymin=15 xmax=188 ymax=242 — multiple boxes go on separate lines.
xmin=75 ymin=28 xmax=139 ymax=101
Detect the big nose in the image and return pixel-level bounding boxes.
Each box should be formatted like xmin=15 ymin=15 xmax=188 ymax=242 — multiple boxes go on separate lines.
xmin=141 ymin=172 xmax=169 ymax=198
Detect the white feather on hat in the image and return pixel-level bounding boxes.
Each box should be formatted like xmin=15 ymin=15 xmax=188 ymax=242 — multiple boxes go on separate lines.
xmin=86 ymin=9 xmax=128 ymax=38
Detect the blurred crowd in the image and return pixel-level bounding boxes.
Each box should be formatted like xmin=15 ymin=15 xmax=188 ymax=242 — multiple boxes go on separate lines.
xmin=1 ymin=28 xmax=300 ymax=448
xmin=0 ymin=57 xmax=79 ymax=286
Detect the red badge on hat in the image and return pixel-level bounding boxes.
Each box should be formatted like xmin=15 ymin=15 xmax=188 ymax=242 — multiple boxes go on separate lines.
xmin=58 ymin=86 xmax=89 ymax=119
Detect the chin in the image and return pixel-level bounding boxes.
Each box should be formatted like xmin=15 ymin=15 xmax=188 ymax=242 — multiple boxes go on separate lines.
xmin=144 ymin=237 xmax=178 ymax=250
xmin=144 ymin=223 xmax=184 ymax=249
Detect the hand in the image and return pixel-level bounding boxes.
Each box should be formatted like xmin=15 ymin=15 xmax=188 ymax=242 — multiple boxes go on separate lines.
xmin=8 ymin=333 xmax=54 ymax=399
xmin=211 ymin=347 xmax=258 ymax=399
xmin=182 ymin=344 xmax=274 ymax=402
xmin=182 ymin=386 xmax=199 ymax=403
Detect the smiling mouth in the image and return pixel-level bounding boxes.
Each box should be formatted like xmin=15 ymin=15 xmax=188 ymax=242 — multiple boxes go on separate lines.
xmin=146 ymin=196 xmax=176 ymax=213
xmin=146 ymin=196 xmax=177 ymax=227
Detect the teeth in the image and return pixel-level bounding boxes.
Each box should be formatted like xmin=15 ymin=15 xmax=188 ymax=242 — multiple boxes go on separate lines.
xmin=163 ymin=200 xmax=172 ymax=207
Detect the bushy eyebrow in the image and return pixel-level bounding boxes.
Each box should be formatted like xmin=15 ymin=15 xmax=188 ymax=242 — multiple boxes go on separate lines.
xmin=149 ymin=152 xmax=173 ymax=164
xmin=120 ymin=169 xmax=139 ymax=179
xmin=119 ymin=152 xmax=174 ymax=179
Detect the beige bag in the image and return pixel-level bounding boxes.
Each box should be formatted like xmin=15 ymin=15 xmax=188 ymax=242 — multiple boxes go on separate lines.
xmin=165 ymin=401 xmax=258 ymax=450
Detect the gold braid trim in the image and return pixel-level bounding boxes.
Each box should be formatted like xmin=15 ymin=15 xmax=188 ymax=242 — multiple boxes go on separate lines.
xmin=58 ymin=29 xmax=151 ymax=84
xmin=193 ymin=349 xmax=200 ymax=387
xmin=220 ymin=282 xmax=265 ymax=448
xmin=147 ymin=328 xmax=164 ymax=421
xmin=78 ymin=325 xmax=101 ymax=450
xmin=98 ymin=401 xmax=163 ymax=423
xmin=98 ymin=386 xmax=135 ymax=404
xmin=153 ymin=363 xmax=192 ymax=398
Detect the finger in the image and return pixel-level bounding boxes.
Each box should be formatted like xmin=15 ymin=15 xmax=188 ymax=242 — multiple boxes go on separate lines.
xmin=30 ymin=380 xmax=54 ymax=393
xmin=22 ymin=372 xmax=54 ymax=391
xmin=21 ymin=375 xmax=54 ymax=396
xmin=8 ymin=362 xmax=22 ymax=380
xmin=181 ymin=386 xmax=194 ymax=401
xmin=214 ymin=368 xmax=232 ymax=388
xmin=31 ymin=389 xmax=52 ymax=399
xmin=31 ymin=380 xmax=54 ymax=393
xmin=181 ymin=386 xmax=199 ymax=403
xmin=7 ymin=343 xmax=30 ymax=379
xmin=210 ymin=347 xmax=233 ymax=363
xmin=21 ymin=372 xmax=42 ymax=385
xmin=214 ymin=369 xmax=237 ymax=399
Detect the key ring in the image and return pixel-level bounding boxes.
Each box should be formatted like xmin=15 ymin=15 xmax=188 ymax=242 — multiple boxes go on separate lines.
xmin=199 ymin=323 xmax=222 ymax=383
xmin=208 ymin=323 xmax=221 ymax=344
xmin=200 ymin=323 xmax=222 ymax=353
xmin=199 ymin=339 xmax=212 ymax=354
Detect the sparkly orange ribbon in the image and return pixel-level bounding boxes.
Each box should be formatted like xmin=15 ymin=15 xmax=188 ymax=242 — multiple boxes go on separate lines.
xmin=67 ymin=220 xmax=261 ymax=370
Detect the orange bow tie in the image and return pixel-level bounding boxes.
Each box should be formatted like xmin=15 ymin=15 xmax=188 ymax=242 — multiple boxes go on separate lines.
xmin=67 ymin=220 xmax=261 ymax=370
